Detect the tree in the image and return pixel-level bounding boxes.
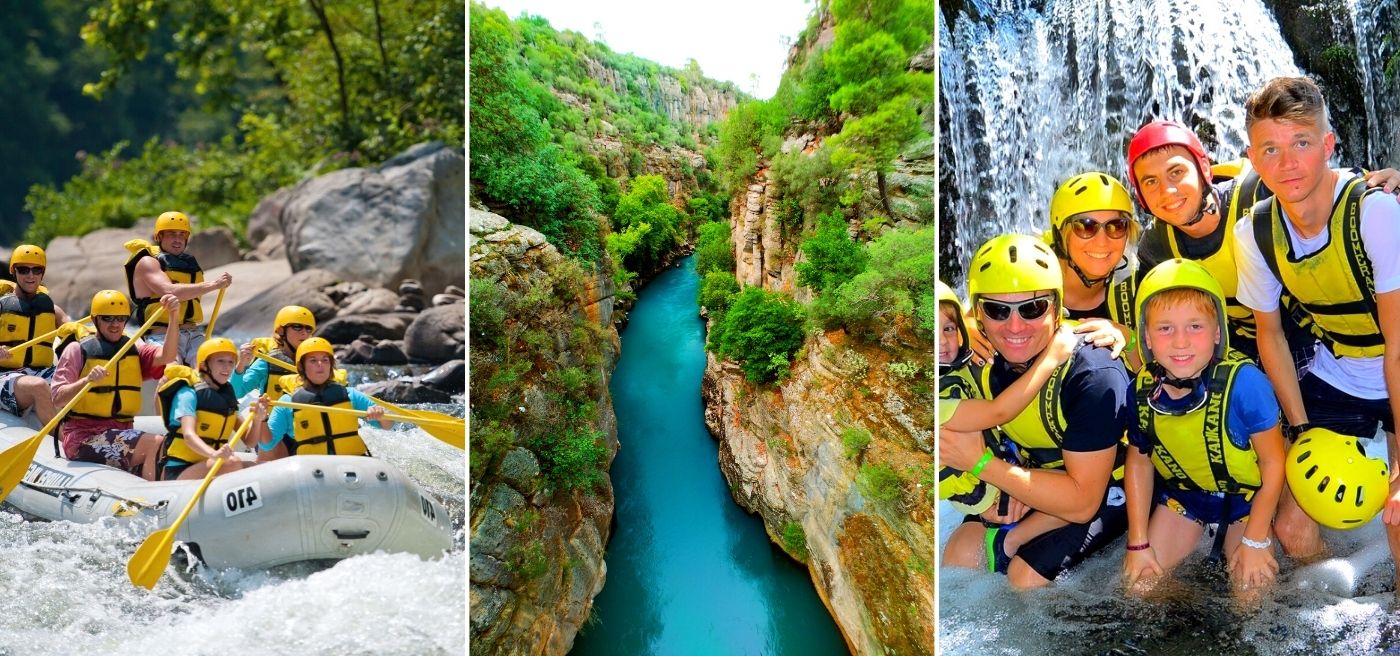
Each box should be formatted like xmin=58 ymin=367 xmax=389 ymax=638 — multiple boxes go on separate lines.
xmin=694 ymin=220 xmax=735 ymax=276
xmin=612 ymin=175 xmax=681 ymax=274
xmin=712 ymin=286 xmax=806 ymax=383
xmin=796 ymin=211 xmax=868 ymax=293
xmin=816 ymin=226 xmax=933 ymax=337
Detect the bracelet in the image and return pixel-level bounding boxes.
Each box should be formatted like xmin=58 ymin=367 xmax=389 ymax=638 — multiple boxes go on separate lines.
xmin=1125 ymin=542 xmax=1151 ymax=551
xmin=969 ymin=449 xmax=995 ymax=478
xmin=1240 ymin=535 xmax=1273 ymax=550
xmin=1124 ymin=332 xmax=1137 ymax=353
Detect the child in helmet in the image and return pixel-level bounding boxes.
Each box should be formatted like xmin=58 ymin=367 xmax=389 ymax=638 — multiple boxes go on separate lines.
xmin=236 ymin=305 xmax=318 ymax=400
xmin=257 ymin=337 xmax=391 ymax=460
xmin=157 ymin=338 xmax=265 ymax=480
xmin=1122 ymin=259 xmax=1285 ymax=602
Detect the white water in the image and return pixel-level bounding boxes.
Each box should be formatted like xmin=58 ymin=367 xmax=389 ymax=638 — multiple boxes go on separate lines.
xmin=0 ymin=420 xmax=465 ymax=656
xmin=1348 ymin=0 xmax=1400 ymax=170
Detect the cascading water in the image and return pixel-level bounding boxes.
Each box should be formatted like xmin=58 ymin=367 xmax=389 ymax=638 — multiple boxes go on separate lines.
xmin=939 ymin=0 xmax=1301 ymax=283
xmin=1348 ymin=0 xmax=1400 ymax=170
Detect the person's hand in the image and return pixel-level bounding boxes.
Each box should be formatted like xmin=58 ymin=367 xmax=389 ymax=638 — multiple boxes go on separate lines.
xmin=253 ymin=395 xmax=270 ymax=422
xmin=86 ymin=365 xmax=109 ymax=383
xmin=1228 ymin=539 xmax=1279 ymax=590
xmin=0 ymin=347 xmax=12 ymax=362
xmin=1365 ymin=168 xmax=1400 ymax=195
xmin=160 ymin=294 xmax=180 ymax=317
xmin=1382 ymin=478 xmax=1400 ymax=526
xmin=979 ymin=495 xmax=1029 ymax=524
xmin=238 ymin=342 xmax=254 ymax=370
xmin=55 ymin=322 xmax=81 ymax=339
xmin=1046 ymin=326 xmax=1080 ymax=365
xmin=1123 ymin=547 xmax=1165 ymax=592
xmin=963 ymin=309 xmax=994 ymax=366
xmin=216 ymin=272 xmax=233 ymax=289
xmin=366 ymin=405 xmax=386 ymax=422
xmin=213 ymin=445 xmax=236 ymax=461
xmin=1073 ymin=318 xmax=1128 ymax=359
xmin=938 ymin=428 xmax=989 ymax=472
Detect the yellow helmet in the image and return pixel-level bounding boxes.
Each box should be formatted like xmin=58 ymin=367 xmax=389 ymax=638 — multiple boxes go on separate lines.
xmin=1134 ymin=259 xmax=1228 ymax=367
xmin=154 ymin=211 xmax=192 ymax=238
xmin=9 ymin=245 xmax=45 ymax=273
xmin=1047 ymin=172 xmax=1134 ymax=254
xmin=937 ymin=280 xmax=972 ymax=373
xmin=90 ymin=290 xmax=130 ymax=317
xmin=1286 ymin=428 xmax=1389 ymax=529
xmin=273 ymin=306 xmax=317 ymax=332
xmin=196 ymin=337 xmax=238 ymax=371
xmin=295 ymin=336 xmax=336 ymax=365
xmin=966 ymin=234 xmax=1063 ymax=304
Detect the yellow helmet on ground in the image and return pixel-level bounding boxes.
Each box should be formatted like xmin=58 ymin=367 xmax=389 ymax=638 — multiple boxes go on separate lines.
xmin=966 ymin=234 xmax=1063 ymax=304
xmin=9 ymin=245 xmax=45 ymax=273
xmin=154 ymin=211 xmax=192 ymax=237
xmin=295 ymin=337 xmax=336 ymax=365
xmin=196 ymin=337 xmax=238 ymax=371
xmin=1134 ymin=258 xmax=1228 ymax=366
xmin=1286 ymin=428 xmax=1388 ymax=529
xmin=274 ymin=306 xmax=317 ymax=332
xmin=91 ymin=290 xmax=130 ymax=317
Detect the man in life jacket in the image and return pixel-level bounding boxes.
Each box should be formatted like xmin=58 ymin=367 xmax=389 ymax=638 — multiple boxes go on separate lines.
xmin=939 ymin=234 xmax=1134 ymax=589
xmin=1233 ymin=76 xmax=1400 ymax=577
xmin=1128 ymin=119 xmax=1400 ymax=364
xmin=257 ymin=337 xmax=389 ymax=460
xmin=0 ymin=245 xmax=78 ymax=423
xmin=235 ymin=305 xmax=317 ymax=400
xmin=126 ymin=211 xmax=233 ymax=366
xmin=50 ymin=291 xmax=181 ymax=480
xmin=157 ymin=337 xmax=265 ymax=480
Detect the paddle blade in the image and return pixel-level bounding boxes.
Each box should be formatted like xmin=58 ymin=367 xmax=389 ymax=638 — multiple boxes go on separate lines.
xmin=0 ymin=434 xmax=46 ymax=505
xmin=378 ymin=403 xmax=464 ymax=450
xmin=128 ymin=527 xmax=177 ymax=590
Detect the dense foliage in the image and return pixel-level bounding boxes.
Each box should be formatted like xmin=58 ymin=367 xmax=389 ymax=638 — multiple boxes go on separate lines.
xmin=710 ymin=287 xmax=806 ymax=383
xmin=694 ymin=220 xmax=736 ymax=277
xmin=24 ymin=0 xmax=463 ymax=246
xmin=795 ymin=211 xmax=869 ymax=293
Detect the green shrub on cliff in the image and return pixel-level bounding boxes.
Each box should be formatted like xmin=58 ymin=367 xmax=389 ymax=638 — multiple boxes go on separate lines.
xmin=780 ymin=521 xmax=809 ymax=562
xmin=612 ymin=175 xmax=682 ymax=273
xmin=858 ymin=462 xmax=904 ymax=504
xmin=694 ymin=220 xmax=735 ymax=276
xmin=699 ymin=271 xmax=740 ymax=319
xmin=710 ymin=286 xmax=806 ymax=383
xmin=811 ymin=225 xmax=933 ymax=338
xmin=796 ymin=211 xmax=868 ymax=293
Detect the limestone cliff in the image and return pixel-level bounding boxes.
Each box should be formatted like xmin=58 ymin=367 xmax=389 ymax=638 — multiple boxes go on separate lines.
xmin=468 ymin=208 xmax=621 ymax=656
xmin=703 ymin=329 xmax=934 ymax=656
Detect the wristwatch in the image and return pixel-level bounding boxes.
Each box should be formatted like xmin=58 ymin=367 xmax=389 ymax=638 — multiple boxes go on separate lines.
xmin=1283 ymin=422 xmax=1313 ymax=442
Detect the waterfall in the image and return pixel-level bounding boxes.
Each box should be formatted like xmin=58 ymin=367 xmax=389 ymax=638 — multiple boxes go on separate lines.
xmin=939 ymin=0 xmax=1301 ymax=284
xmin=1348 ymin=0 xmax=1400 ymax=170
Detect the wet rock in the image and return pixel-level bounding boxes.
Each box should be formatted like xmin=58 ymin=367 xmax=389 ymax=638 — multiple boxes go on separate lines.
xmin=338 ymin=337 xmax=408 ymax=365
xmin=317 ymin=312 xmax=417 ymax=343
xmin=357 ymin=378 xmax=453 ymax=403
xmin=404 ymin=303 xmax=465 ymax=363
xmin=444 ymin=285 xmax=464 ymax=297
xmin=420 ymin=359 xmax=465 ymax=394
xmin=394 ymin=294 xmax=427 ymax=313
xmin=325 ymin=281 xmax=370 ymax=304
xmin=398 ymin=278 xmax=424 ymax=296
xmin=498 ymin=448 xmax=540 ymax=495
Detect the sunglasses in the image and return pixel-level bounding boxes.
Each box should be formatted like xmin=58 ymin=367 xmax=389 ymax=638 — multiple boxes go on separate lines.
xmin=978 ymin=295 xmax=1056 ymax=322
xmin=284 ymin=323 xmax=314 ymax=333
xmin=96 ymin=315 xmax=129 ymax=324
xmin=12 ymin=266 xmax=43 ymax=276
xmin=1068 ymin=215 xmax=1132 ymax=240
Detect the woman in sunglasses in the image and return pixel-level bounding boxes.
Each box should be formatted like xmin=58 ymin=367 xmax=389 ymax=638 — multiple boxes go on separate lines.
xmin=1044 ymin=171 xmax=1143 ymax=371
xmin=0 ymin=245 xmax=77 ymax=424
xmin=1121 ymin=259 xmax=1284 ymax=603
xmin=235 ymin=305 xmax=322 ymax=401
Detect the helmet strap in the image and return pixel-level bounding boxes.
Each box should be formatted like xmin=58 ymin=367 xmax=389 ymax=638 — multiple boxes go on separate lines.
xmin=1148 ymin=357 xmax=1216 ymax=391
xmin=1179 ymin=187 xmax=1219 ymax=229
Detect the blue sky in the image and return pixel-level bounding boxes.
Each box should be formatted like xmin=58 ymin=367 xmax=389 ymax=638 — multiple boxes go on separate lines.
xmin=482 ymin=0 xmax=817 ymax=99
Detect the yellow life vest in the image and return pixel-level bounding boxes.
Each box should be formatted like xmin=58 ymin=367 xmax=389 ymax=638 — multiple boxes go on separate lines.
xmin=70 ymin=336 xmax=144 ymax=420
xmin=156 ymin=368 xmax=239 ymax=464
xmin=1135 ymin=351 xmax=1261 ymax=499
xmin=1163 ymin=165 xmax=1261 ymax=344
xmin=1106 ymin=275 xmax=1137 ymax=330
xmin=1251 ymin=175 xmax=1384 ymax=358
xmin=0 ymin=292 xmax=57 ymax=369
xmin=289 ymin=384 xmax=369 ymax=456
xmin=276 ymin=368 xmax=350 ymax=398
xmin=123 ymin=243 xmax=204 ymax=326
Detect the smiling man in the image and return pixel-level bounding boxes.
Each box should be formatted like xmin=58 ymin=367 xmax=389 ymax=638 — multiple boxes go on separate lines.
xmin=1233 ymin=76 xmax=1400 ymax=585
xmin=939 ymin=233 xmax=1134 ymax=589
xmin=125 ymin=210 xmax=232 ymax=366
xmin=0 ymin=245 xmax=75 ymax=423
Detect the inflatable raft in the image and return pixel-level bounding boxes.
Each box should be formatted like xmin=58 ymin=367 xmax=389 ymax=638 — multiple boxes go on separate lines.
xmin=0 ymin=413 xmax=453 ymax=569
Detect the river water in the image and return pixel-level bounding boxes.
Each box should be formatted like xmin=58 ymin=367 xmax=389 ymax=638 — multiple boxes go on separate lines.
xmin=0 ymin=393 xmax=466 ymax=655
xmin=570 ymin=257 xmax=847 ymax=656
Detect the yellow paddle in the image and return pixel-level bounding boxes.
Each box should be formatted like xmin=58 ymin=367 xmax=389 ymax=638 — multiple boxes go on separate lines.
xmin=269 ymin=400 xmax=464 ymax=449
xmin=204 ymin=287 xmax=226 ymax=340
xmin=2 ymin=315 xmax=93 ymax=355
xmin=255 ymin=351 xmax=464 ymax=449
xmin=127 ymin=415 xmax=256 ymax=590
xmin=0 ymin=307 xmax=167 ymax=505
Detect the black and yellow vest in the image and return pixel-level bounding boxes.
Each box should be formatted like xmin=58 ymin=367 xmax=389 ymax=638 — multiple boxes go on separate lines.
xmin=70 ymin=336 xmax=143 ymax=420
xmin=1162 ymin=168 xmax=1263 ymax=346
xmin=124 ymin=249 xmax=204 ymax=326
xmin=1135 ymin=351 xmax=1261 ymax=499
xmin=1251 ymin=175 xmax=1384 ymax=359
xmin=0 ymin=292 xmax=56 ymax=369
xmin=157 ymin=375 xmax=239 ymax=464
xmin=289 ymin=384 xmax=369 ymax=456
xmin=1105 ymin=275 xmax=1137 ymax=330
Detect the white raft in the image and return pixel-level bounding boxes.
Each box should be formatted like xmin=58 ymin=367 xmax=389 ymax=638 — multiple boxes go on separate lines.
xmin=0 ymin=413 xmax=453 ymax=569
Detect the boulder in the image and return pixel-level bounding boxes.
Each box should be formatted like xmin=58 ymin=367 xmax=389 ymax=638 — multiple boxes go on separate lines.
xmin=394 ymin=294 xmax=427 ymax=313
xmin=274 ymin=142 xmax=465 ymax=294
xmin=212 ymin=268 xmax=343 ymax=338
xmin=187 ymin=227 xmax=242 ymax=269
xmin=420 ymin=359 xmax=465 ymax=394
xmin=403 ymin=303 xmax=465 ymax=363
xmin=431 ymin=293 xmax=463 ymax=307
xmin=338 ymin=337 xmax=408 ymax=365
xmin=336 ymin=288 xmax=399 ymax=317
xmin=357 ymin=378 xmax=454 ymax=404
xmin=317 ymin=312 xmax=417 ymax=344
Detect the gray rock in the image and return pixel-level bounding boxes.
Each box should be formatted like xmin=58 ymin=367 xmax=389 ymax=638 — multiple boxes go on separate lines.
xmin=336 ymin=288 xmax=399 ymax=317
xmin=357 ymin=378 xmax=453 ymax=403
xmin=317 ymin=312 xmax=417 ymax=343
xmin=338 ymin=338 xmax=408 ymax=365
xmin=444 ymin=285 xmax=464 ymax=297
xmin=420 ymin=360 xmax=465 ymax=393
xmin=398 ymin=278 xmax=424 ymax=296
xmin=394 ymin=294 xmax=427 ymax=313
xmin=212 ymin=268 xmax=342 ymax=337
xmin=281 ymin=142 xmax=465 ymax=294
xmin=498 ymin=448 xmax=540 ymax=495
xmin=404 ymin=303 xmax=465 ymax=363
xmin=431 ymin=293 xmax=464 ymax=307
xmin=187 ymin=227 xmax=241 ymax=269
xmin=325 ymin=281 xmax=370 ymax=304
xmin=247 ymin=187 xmax=294 ymax=249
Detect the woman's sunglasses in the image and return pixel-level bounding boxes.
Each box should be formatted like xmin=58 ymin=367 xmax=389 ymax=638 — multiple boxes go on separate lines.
xmin=978 ymin=295 xmax=1055 ymax=322
xmin=1069 ymin=216 xmax=1131 ymax=240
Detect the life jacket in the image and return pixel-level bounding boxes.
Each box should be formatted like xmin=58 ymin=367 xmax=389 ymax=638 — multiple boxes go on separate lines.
xmin=276 ymin=368 xmax=350 ymax=398
xmin=261 ymin=347 xmax=298 ymax=396
xmin=124 ymin=244 xmax=204 ymax=326
xmin=1135 ymin=350 xmax=1261 ymax=499
xmin=970 ymin=343 xmax=1127 ymax=478
xmin=0 ymin=292 xmax=57 ymax=369
xmin=69 ymin=336 xmax=144 ymax=420
xmin=1105 ymin=274 xmax=1137 ymax=330
xmin=1251 ymin=175 xmax=1384 ymax=359
xmin=289 ymin=384 xmax=369 ymax=456
xmin=157 ymin=369 xmax=239 ymax=464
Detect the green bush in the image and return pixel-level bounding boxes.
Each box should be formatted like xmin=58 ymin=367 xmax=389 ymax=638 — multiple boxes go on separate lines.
xmin=842 ymin=427 xmax=872 ymax=460
xmin=613 ymin=175 xmax=683 ymax=274
xmin=699 ymin=271 xmax=740 ymax=318
xmin=694 ymin=220 xmax=735 ymax=276
xmin=529 ymin=425 xmax=609 ymax=493
xmin=711 ymin=286 xmax=806 ymax=383
xmin=858 ymin=462 xmax=904 ymax=504
xmin=813 ymin=226 xmax=933 ymax=337
xmin=781 ymin=521 xmax=809 ymax=561
xmin=796 ymin=211 xmax=869 ymax=293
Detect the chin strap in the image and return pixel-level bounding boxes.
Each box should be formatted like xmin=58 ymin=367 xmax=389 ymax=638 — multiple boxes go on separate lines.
xmin=1147 ymin=357 xmax=1217 ymax=391
xmin=938 ymin=348 xmax=973 ymax=376
xmin=1177 ymin=188 xmax=1220 ymax=229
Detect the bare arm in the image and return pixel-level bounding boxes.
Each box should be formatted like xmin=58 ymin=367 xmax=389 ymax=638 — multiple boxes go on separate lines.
xmin=1376 ymin=290 xmax=1400 ymax=526
xmin=1241 ymin=424 xmax=1287 ymax=544
xmin=1252 ymin=308 xmax=1308 ymax=426
xmin=54 ymin=304 xmax=70 ymax=325
xmin=1122 ymin=447 xmax=1155 ymax=547
xmin=943 ymin=328 xmax=1077 ymax=432
xmin=943 ymin=432 xmax=1116 ymax=524
xmin=152 ymin=295 xmax=181 ymax=366
xmin=133 ymin=257 xmax=230 ymax=302
xmin=178 ymin=415 xmax=219 ymax=460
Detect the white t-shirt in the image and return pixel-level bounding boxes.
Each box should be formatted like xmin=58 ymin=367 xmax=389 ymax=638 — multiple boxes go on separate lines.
xmin=1233 ymin=171 xmax=1400 ymax=399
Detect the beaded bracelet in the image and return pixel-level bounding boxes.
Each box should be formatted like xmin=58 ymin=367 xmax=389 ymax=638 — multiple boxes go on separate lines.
xmin=1125 ymin=542 xmax=1151 ymax=551
xmin=1240 ymin=535 xmax=1273 ymax=550
xmin=969 ymin=449 xmax=995 ymax=479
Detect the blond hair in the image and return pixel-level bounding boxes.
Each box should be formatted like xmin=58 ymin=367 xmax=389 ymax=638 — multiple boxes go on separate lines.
xmin=1143 ymin=287 xmax=1218 ymax=326
xmin=1245 ymin=76 xmax=1331 ymax=132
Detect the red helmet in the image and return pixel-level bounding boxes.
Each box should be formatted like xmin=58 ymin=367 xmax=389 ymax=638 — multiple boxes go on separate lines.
xmin=1126 ymin=120 xmax=1213 ymax=207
